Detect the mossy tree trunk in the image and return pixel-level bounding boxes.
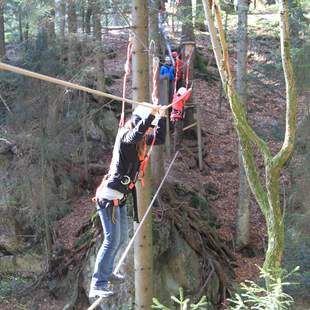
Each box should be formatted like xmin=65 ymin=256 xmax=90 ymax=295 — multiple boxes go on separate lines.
xmin=235 ymin=0 xmax=251 ymax=250
xmin=202 ymin=0 xmax=297 ymax=288
xmin=132 ymin=0 xmax=154 ymax=308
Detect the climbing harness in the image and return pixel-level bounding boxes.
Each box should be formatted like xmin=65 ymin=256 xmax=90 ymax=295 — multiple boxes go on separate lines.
xmin=170 ymin=87 xmax=192 ymax=121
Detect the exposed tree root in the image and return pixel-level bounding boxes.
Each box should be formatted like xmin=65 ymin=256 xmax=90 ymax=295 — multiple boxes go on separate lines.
xmin=159 ymin=183 xmax=235 ymax=305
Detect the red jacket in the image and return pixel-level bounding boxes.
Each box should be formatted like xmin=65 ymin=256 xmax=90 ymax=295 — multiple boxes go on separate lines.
xmin=175 ymin=58 xmax=183 ymax=81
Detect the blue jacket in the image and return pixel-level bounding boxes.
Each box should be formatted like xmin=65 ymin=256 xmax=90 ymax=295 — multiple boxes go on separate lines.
xmin=160 ymin=65 xmax=175 ymax=81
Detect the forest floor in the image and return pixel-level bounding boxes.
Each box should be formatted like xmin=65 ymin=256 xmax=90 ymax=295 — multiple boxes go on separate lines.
xmin=1 ymin=10 xmax=309 ymax=310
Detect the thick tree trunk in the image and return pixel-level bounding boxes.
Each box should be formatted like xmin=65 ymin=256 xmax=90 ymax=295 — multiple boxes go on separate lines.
xmin=149 ymin=0 xmax=165 ymax=186
xmin=132 ymin=0 xmax=153 ymax=309
xmin=235 ymin=0 xmax=250 ymax=250
xmin=0 ymin=0 xmax=5 ymax=59
xmin=264 ymin=165 xmax=284 ymax=276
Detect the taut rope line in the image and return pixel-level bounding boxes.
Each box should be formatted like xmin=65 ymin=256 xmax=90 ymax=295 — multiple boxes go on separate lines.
xmin=0 ymin=62 xmax=158 ymax=109
xmin=87 ymin=151 xmax=179 ymax=310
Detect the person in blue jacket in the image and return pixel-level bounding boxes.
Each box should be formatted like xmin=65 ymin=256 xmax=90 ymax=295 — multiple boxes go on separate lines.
xmin=160 ymin=56 xmax=175 ymax=102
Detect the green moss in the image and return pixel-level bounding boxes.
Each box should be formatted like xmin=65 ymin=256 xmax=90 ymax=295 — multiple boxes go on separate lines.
xmin=0 ymin=273 xmax=33 ymax=300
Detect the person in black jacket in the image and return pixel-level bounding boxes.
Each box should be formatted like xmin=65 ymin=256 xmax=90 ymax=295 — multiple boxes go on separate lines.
xmin=89 ymin=105 xmax=166 ymax=298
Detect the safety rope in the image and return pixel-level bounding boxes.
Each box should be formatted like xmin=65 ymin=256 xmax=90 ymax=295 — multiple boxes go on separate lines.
xmin=119 ymin=38 xmax=133 ymax=128
xmin=0 ymin=62 xmax=159 ymax=109
xmin=87 ymin=151 xmax=180 ymax=310
xmin=151 ymin=58 xmax=159 ymax=106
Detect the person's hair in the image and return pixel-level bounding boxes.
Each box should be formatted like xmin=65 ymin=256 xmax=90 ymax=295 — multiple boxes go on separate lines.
xmin=124 ymin=119 xmax=146 ymax=158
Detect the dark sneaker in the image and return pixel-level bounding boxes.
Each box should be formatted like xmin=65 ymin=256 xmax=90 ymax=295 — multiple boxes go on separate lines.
xmin=108 ymin=273 xmax=125 ymax=284
xmin=89 ymin=286 xmax=115 ymax=298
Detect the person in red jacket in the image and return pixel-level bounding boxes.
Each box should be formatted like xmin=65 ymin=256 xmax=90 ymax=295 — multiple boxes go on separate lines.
xmin=172 ymin=51 xmax=184 ymax=90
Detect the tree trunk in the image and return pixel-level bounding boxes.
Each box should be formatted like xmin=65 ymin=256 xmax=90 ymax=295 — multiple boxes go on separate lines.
xmin=47 ymin=0 xmax=56 ymax=45
xmin=85 ymin=1 xmax=92 ymax=35
xmin=0 ymin=0 xmax=5 ymax=59
xmin=68 ymin=0 xmax=78 ymax=34
xmin=178 ymin=0 xmax=196 ymax=149
xmin=18 ymin=5 xmax=23 ymax=42
xmin=181 ymin=0 xmax=195 ymax=42
xmin=92 ymin=0 xmax=102 ymax=42
xmin=149 ymin=0 xmax=165 ymax=187
xmin=68 ymin=0 xmax=78 ymax=65
xmin=92 ymin=0 xmax=104 ymax=93
xmin=264 ymin=165 xmax=284 ymax=275
xmin=81 ymin=0 xmax=85 ymax=33
xmin=202 ymin=0 xmax=297 ymax=288
xmin=235 ymin=0 xmax=250 ymax=250
xmin=24 ymin=22 xmax=29 ymax=50
xmin=132 ymin=0 xmax=153 ymax=308
xmin=40 ymin=128 xmax=52 ymax=271
xmin=59 ymin=0 xmax=66 ymax=40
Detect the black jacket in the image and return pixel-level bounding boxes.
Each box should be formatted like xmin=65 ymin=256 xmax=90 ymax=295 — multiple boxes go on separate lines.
xmin=106 ymin=114 xmax=166 ymax=194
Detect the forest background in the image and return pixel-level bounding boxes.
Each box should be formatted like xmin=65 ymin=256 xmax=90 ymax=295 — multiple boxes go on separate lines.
xmin=0 ymin=0 xmax=309 ymax=309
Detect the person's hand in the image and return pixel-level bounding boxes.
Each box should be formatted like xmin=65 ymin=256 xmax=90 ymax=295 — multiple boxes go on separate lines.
xmin=159 ymin=106 xmax=167 ymax=117
xmin=151 ymin=105 xmax=160 ymax=115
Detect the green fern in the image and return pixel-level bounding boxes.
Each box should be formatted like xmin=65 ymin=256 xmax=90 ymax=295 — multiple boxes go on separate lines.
xmin=228 ymin=267 xmax=299 ymax=310
xmin=152 ymin=288 xmax=209 ymax=310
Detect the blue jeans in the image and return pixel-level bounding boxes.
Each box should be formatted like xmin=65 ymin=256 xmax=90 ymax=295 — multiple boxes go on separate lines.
xmin=91 ymin=203 xmax=128 ymax=289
